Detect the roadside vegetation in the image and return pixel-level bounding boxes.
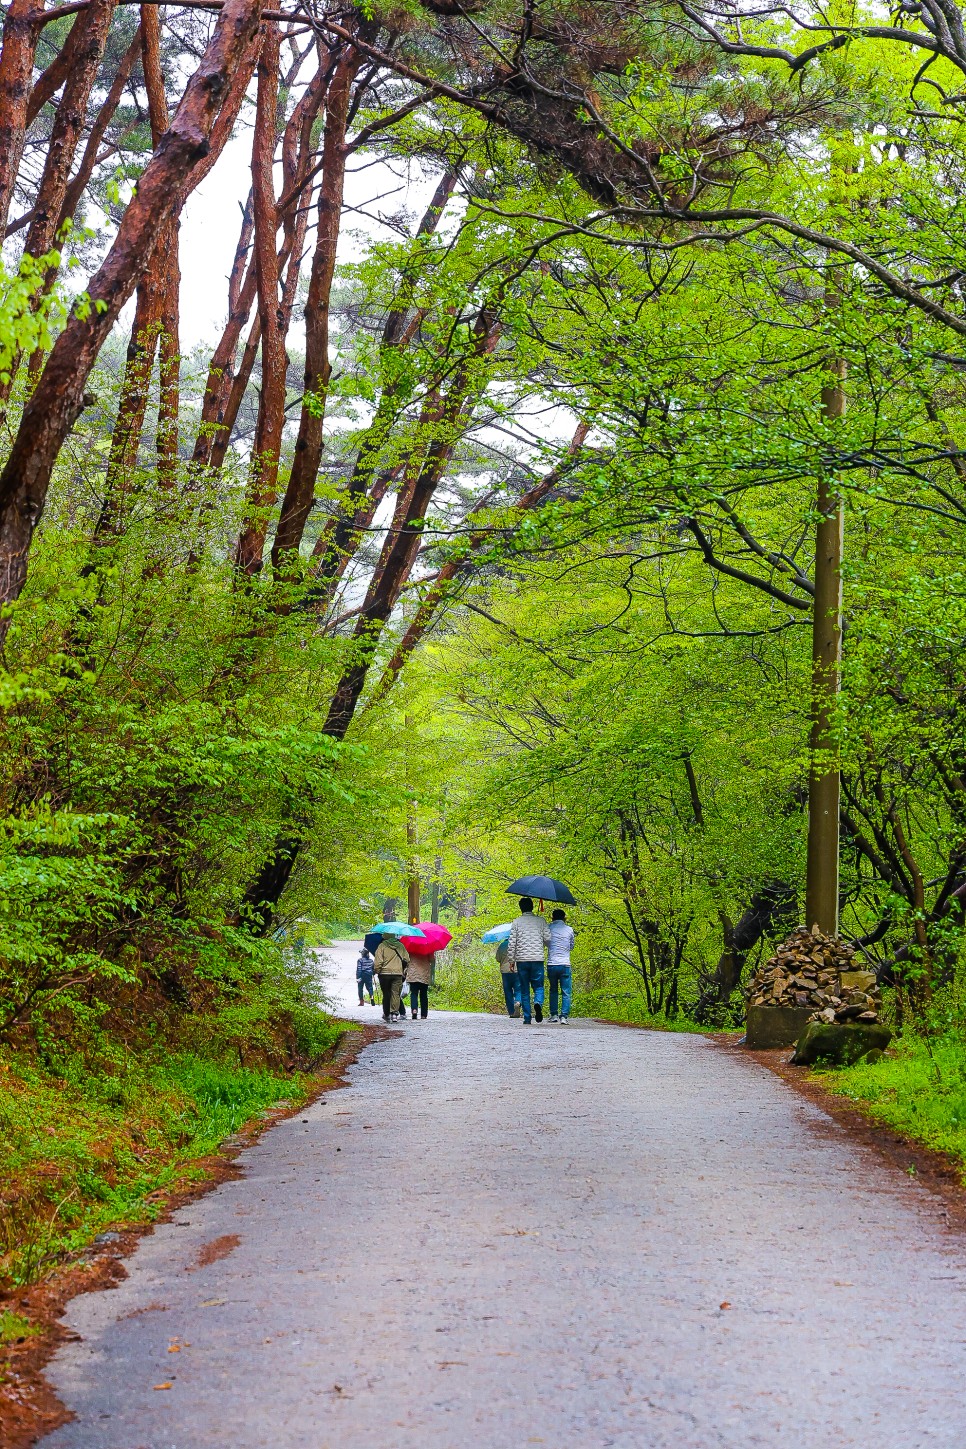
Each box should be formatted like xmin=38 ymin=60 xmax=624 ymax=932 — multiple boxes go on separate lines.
xmin=4 ymin=0 xmax=966 ymax=1305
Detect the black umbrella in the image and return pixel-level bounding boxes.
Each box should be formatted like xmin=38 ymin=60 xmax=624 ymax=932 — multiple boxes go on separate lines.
xmin=506 ymin=874 xmax=577 ymax=905
xmin=363 ymin=932 xmax=382 ymax=953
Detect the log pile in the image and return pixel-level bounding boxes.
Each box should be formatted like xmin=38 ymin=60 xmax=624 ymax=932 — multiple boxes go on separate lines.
xmin=746 ymin=926 xmax=881 ymax=1025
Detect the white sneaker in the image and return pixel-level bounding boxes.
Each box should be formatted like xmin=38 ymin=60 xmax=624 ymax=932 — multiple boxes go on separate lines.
xmin=560 ymin=1016 xmax=569 ymax=1024
xmin=550 ymin=1015 xmax=559 ymax=1022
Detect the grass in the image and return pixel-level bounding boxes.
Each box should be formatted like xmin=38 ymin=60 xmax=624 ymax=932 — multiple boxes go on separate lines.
xmin=0 ymin=1310 xmax=37 ymax=1344
xmin=0 ymin=1026 xmax=347 ymax=1289
xmin=820 ymin=1029 xmax=966 ymax=1179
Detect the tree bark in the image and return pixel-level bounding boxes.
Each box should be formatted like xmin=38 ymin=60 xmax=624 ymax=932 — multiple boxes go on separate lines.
xmin=0 ymin=0 xmax=264 ymax=633
xmin=55 ymin=22 xmax=143 ymax=232
xmin=270 ymin=44 xmax=361 ymax=570
xmin=23 ymin=0 xmax=117 ymax=262
xmin=805 ymin=359 xmax=845 ymax=934
xmin=25 ymin=17 xmax=81 ymax=124
xmin=306 ymin=171 xmax=458 ymax=586
xmin=324 ymin=310 xmax=501 ymax=737
xmin=0 ymin=0 xmax=44 ymax=237
xmin=140 ymin=4 xmax=180 ymax=487
xmin=234 ymin=22 xmax=284 ymax=576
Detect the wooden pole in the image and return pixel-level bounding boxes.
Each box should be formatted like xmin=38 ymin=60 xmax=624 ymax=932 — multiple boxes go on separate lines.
xmin=805 ymin=358 xmax=845 ymax=934
xmin=406 ymin=714 xmax=420 ymax=924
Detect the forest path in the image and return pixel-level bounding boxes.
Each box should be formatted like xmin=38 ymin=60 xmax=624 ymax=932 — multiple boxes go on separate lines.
xmin=39 ymin=944 xmax=966 ymax=1448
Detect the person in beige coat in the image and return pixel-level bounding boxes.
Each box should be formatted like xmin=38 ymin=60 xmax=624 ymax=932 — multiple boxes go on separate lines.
xmin=373 ymin=937 xmax=410 ymax=1022
xmin=406 ymin=951 xmax=434 ymax=1019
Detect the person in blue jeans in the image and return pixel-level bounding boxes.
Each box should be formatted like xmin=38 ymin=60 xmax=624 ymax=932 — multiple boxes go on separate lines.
xmin=497 ymin=940 xmax=522 ymax=1017
xmin=547 ymin=908 xmax=575 ymax=1022
xmin=506 ymin=897 xmax=550 ymax=1023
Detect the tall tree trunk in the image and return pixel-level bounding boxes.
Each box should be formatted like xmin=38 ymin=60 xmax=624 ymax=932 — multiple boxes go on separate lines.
xmin=8 ymin=0 xmax=117 ymax=393
xmin=805 ymin=359 xmax=845 ymax=934
xmin=24 ymin=18 xmax=80 ymax=125
xmin=234 ymin=22 xmax=284 ymax=577
xmin=141 ymin=4 xmax=180 ymax=487
xmin=190 ymin=213 xmax=257 ymax=470
xmin=0 ymin=0 xmax=264 ymax=635
xmin=324 ymin=310 xmax=501 ymax=737
xmin=306 ymin=169 xmax=458 ymax=584
xmin=0 ymin=0 xmax=44 ymax=237
xmin=55 ymin=23 xmax=143 ymax=232
xmin=271 ymin=45 xmax=362 ymax=570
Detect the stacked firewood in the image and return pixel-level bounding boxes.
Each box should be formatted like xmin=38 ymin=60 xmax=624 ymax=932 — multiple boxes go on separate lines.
xmin=746 ymin=926 xmax=881 ymax=1024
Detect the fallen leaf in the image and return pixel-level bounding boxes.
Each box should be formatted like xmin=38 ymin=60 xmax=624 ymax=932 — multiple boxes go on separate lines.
xmin=168 ymin=1345 xmax=180 ymax=1353
xmin=719 ymin=1302 xmax=731 ymax=1310
xmin=153 ymin=1382 xmax=173 ymax=1391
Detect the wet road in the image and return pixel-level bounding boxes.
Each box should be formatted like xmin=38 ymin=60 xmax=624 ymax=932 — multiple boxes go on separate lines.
xmin=40 ymin=943 xmax=966 ymax=1448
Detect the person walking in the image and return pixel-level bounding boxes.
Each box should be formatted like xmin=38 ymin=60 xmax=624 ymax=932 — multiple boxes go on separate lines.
xmin=373 ymin=935 xmax=409 ymax=1022
xmin=497 ymin=940 xmax=521 ymax=1018
xmin=356 ymin=946 xmax=376 ymax=1006
xmin=408 ymin=950 xmax=434 ymax=1020
xmin=547 ymin=908 xmax=575 ymax=1022
xmin=506 ymin=897 xmax=550 ymax=1024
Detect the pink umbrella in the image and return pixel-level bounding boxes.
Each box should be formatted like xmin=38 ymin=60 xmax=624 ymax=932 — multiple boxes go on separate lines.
xmin=402 ymin=922 xmax=452 ymax=956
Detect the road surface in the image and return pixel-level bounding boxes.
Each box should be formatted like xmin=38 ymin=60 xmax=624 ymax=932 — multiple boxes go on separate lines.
xmin=39 ymin=942 xmax=966 ymax=1447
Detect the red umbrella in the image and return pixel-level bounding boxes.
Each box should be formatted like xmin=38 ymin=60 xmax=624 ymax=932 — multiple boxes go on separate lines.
xmin=402 ymin=922 xmax=452 ymax=956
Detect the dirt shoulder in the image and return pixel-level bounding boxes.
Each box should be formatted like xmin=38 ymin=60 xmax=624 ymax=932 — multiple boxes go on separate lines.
xmin=718 ymin=1034 xmax=966 ymax=1235
xmin=0 ymin=1021 xmax=386 ymax=1449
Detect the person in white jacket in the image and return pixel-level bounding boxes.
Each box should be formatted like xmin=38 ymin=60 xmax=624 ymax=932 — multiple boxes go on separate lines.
xmin=506 ymin=897 xmax=550 ymax=1024
xmin=547 ymin=909 xmax=576 ymax=1022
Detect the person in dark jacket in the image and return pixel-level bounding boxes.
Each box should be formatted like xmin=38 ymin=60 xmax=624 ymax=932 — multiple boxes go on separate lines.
xmin=356 ymin=946 xmax=375 ymax=1006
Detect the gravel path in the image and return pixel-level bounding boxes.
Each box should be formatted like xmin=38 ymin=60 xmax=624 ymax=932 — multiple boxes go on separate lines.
xmin=39 ymin=944 xmax=966 ymax=1448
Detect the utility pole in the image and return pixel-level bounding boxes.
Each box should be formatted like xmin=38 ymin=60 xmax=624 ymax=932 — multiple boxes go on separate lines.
xmin=805 ymin=359 xmax=845 ymax=934
xmin=406 ymin=713 xmax=420 ymax=924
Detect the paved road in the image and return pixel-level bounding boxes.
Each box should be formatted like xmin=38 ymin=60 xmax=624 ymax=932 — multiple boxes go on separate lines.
xmin=40 ymin=943 xmax=966 ymax=1448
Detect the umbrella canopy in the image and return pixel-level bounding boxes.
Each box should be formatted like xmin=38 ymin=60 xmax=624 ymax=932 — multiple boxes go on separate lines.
xmin=362 ymin=932 xmax=382 ymax=954
xmin=482 ymin=922 xmax=513 ymax=944
xmin=506 ymin=874 xmax=577 ymax=905
xmin=369 ymin=920 xmax=426 ymax=939
xmin=402 ymin=922 xmax=452 ymax=956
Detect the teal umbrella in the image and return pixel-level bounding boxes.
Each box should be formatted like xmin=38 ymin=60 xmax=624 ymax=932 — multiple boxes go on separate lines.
xmin=369 ymin=920 xmax=425 ymax=938
xmin=482 ymin=923 xmax=513 ymax=944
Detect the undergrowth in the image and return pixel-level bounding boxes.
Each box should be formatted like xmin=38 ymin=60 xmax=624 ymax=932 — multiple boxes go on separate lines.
xmin=0 ymin=1039 xmax=348 ymax=1289
xmin=820 ymin=1029 xmax=966 ymax=1178
xmin=0 ymin=942 xmax=349 ymax=1291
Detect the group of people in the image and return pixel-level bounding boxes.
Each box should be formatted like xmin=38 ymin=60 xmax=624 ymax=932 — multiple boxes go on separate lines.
xmin=355 ymin=937 xmax=434 ymax=1022
xmin=501 ymin=897 xmax=575 ymax=1024
xmin=353 ymin=895 xmax=575 ymax=1025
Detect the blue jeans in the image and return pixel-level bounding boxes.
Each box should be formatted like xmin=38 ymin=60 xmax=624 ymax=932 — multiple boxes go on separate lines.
xmin=501 ymin=970 xmax=521 ymax=1016
xmin=516 ymin=961 xmax=545 ymax=1022
xmin=548 ymin=966 xmax=572 ymax=1018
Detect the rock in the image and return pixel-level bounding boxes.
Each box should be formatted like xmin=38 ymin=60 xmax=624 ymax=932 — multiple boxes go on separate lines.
xmin=791 ymin=1021 xmax=893 ymax=1067
xmin=840 ymin=970 xmax=877 ymax=994
xmin=746 ymin=1004 xmax=814 ymax=1049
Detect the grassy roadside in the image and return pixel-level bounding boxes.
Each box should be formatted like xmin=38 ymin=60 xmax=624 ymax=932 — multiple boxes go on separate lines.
xmin=817 ymin=1031 xmax=966 ymax=1180
xmin=0 ymin=1024 xmax=348 ymax=1291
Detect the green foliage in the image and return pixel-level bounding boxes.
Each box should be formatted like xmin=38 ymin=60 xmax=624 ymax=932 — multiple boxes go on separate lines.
xmin=0 ymin=1310 xmax=37 ymax=1344
xmin=822 ymin=1029 xmax=966 ymax=1179
xmin=0 ymin=249 xmax=70 ymax=385
xmin=0 ymin=1002 xmax=347 ymax=1288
